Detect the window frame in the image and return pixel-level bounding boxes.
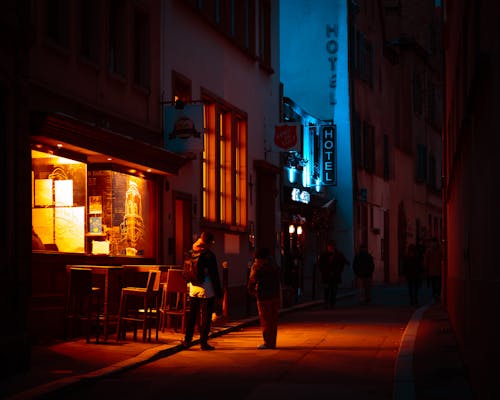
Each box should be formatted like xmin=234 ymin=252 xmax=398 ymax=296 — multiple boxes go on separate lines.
xmin=201 ymin=92 xmax=248 ymax=229
xmin=133 ymin=8 xmax=151 ymax=89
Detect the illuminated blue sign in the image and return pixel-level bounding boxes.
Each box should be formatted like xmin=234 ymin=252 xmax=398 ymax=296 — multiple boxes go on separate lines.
xmin=291 ymin=188 xmax=311 ymax=204
xmin=322 ymin=125 xmax=337 ymax=185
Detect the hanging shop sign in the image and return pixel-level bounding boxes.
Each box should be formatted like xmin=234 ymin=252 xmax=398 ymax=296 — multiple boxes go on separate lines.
xmin=164 ymin=104 xmax=204 ymax=153
xmin=321 ymin=124 xmax=337 ymax=186
xmin=274 ymin=123 xmax=300 ymax=150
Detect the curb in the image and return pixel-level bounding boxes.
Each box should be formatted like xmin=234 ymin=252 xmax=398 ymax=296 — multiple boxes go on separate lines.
xmin=393 ymin=303 xmax=431 ymax=400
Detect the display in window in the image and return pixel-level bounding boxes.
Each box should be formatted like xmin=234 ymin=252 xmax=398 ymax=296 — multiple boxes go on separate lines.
xmin=89 ymin=216 xmax=103 ymax=233
xmin=89 ymin=195 xmax=103 ymax=214
xmin=54 ymin=179 xmax=73 ymax=206
xmin=120 ymin=181 xmax=145 ymax=254
xmin=92 ymin=239 xmax=110 ymax=255
xmin=32 ymin=150 xmax=87 ymax=253
xmin=34 ymin=179 xmax=53 ymax=206
xmin=88 ymin=170 xmax=153 ymax=257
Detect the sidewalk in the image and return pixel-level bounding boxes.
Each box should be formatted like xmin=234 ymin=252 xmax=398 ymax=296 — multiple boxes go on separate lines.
xmin=1 ymin=289 xmax=474 ymax=400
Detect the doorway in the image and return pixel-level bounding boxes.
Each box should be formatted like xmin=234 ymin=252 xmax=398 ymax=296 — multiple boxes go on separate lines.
xmin=255 ymin=161 xmax=280 ymax=252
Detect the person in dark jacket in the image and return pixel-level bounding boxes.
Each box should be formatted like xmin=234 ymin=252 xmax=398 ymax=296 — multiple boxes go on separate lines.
xmin=318 ymin=239 xmax=349 ymax=309
xmin=352 ymin=243 xmax=375 ymax=304
xmin=403 ymin=244 xmax=423 ymax=306
xmin=247 ymin=248 xmax=281 ymax=349
xmin=182 ymin=232 xmax=223 ymax=350
xmin=423 ymin=237 xmax=442 ymax=302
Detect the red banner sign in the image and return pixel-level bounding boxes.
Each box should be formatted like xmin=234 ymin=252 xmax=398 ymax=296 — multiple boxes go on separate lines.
xmin=274 ymin=124 xmax=298 ymax=150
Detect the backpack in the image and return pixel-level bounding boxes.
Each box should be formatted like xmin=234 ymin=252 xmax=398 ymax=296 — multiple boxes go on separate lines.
xmin=183 ymin=249 xmax=201 ymax=284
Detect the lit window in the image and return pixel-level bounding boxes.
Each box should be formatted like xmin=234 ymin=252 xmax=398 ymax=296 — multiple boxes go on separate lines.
xmin=31 ymin=148 xmax=155 ymax=257
xmin=202 ymin=98 xmax=247 ymax=228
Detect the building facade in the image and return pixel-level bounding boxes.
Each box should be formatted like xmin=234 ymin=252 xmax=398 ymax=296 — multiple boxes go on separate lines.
xmin=279 ymin=0 xmax=443 ymax=286
xmin=2 ymin=0 xmax=281 ymax=375
xmin=352 ymin=0 xmax=443 ymax=283
xmin=280 ymin=0 xmax=355 ymax=290
xmin=442 ymin=0 xmax=499 ymax=397
xmin=160 ymin=0 xmax=282 ymax=309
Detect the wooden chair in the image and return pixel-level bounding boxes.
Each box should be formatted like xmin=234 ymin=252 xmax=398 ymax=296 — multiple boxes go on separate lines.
xmin=116 ymin=270 xmax=161 ymax=342
xmin=159 ymin=269 xmax=189 ymax=333
xmin=64 ymin=267 xmax=102 ymax=343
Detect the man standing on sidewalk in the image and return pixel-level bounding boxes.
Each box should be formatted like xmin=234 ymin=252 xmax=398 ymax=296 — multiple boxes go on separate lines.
xmin=182 ymin=232 xmax=223 ymax=350
xmin=247 ymin=248 xmax=281 ymax=350
xmin=318 ymin=239 xmax=349 ymax=309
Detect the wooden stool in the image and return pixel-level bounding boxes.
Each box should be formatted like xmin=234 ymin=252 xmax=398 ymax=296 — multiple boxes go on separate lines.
xmin=116 ymin=270 xmax=161 ymax=342
xmin=64 ymin=267 xmax=102 ymax=343
xmin=159 ymin=269 xmax=189 ymax=333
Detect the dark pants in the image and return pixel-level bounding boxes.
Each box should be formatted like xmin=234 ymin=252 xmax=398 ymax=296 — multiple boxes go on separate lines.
xmin=184 ymin=296 xmax=215 ymax=345
xmin=323 ymin=279 xmax=339 ymax=307
xmin=257 ymin=297 xmax=280 ymax=348
xmin=356 ymin=276 xmax=372 ymax=303
xmin=407 ymin=277 xmax=421 ymax=306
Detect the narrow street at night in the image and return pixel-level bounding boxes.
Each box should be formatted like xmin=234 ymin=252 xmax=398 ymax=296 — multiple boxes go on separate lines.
xmin=25 ymin=285 xmax=471 ymax=400
xmin=2 ymin=1 xmax=497 ymax=398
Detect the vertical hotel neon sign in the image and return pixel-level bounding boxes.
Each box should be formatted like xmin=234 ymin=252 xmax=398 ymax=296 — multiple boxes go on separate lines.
xmin=322 ymin=124 xmax=337 ymax=185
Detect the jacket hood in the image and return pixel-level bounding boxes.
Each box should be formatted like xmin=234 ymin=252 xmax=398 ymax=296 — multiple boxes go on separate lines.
xmin=192 ymin=237 xmax=209 ymax=252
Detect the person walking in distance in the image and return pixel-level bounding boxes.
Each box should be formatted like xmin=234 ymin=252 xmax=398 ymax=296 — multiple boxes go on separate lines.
xmin=247 ymin=248 xmax=281 ymax=349
xmin=424 ymin=237 xmax=442 ymax=303
xmin=182 ymin=232 xmax=222 ymax=350
xmin=403 ymin=244 xmax=423 ymax=306
xmin=318 ymin=239 xmax=349 ymax=309
xmin=352 ymin=243 xmax=375 ymax=304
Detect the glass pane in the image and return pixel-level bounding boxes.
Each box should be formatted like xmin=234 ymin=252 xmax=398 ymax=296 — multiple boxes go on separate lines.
xmin=32 ymin=149 xmax=87 ymax=253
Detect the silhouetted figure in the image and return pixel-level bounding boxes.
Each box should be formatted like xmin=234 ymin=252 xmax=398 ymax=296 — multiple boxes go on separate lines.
xmin=424 ymin=237 xmax=442 ymax=303
xmin=403 ymin=244 xmax=423 ymax=306
xmin=318 ymin=239 xmax=349 ymax=309
xmin=247 ymin=248 xmax=281 ymax=349
xmin=352 ymin=243 xmax=375 ymax=304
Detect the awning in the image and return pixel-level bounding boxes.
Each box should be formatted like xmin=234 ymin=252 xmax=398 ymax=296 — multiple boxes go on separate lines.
xmin=30 ymin=112 xmax=191 ymax=176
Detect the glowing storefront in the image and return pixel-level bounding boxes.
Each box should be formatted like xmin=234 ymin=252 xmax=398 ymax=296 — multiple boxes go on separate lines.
xmin=30 ymin=113 xmax=188 ymax=339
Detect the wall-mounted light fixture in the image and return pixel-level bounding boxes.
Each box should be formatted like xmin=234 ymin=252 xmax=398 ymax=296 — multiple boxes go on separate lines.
xmin=289 ymin=224 xmax=304 ymax=235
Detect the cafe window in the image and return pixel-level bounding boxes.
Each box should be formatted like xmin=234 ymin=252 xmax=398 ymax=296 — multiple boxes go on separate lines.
xmin=32 ymin=149 xmax=154 ymax=257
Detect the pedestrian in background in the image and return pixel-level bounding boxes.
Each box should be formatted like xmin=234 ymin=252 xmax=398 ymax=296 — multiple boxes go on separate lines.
xmin=424 ymin=237 xmax=442 ymax=303
xmin=352 ymin=243 xmax=375 ymax=304
xmin=403 ymin=244 xmax=423 ymax=306
xmin=247 ymin=248 xmax=281 ymax=349
xmin=182 ymin=232 xmax=223 ymax=351
xmin=318 ymin=239 xmax=349 ymax=309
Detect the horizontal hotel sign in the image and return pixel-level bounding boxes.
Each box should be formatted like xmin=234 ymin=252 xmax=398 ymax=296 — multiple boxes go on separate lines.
xmin=321 ymin=124 xmax=337 ymax=186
